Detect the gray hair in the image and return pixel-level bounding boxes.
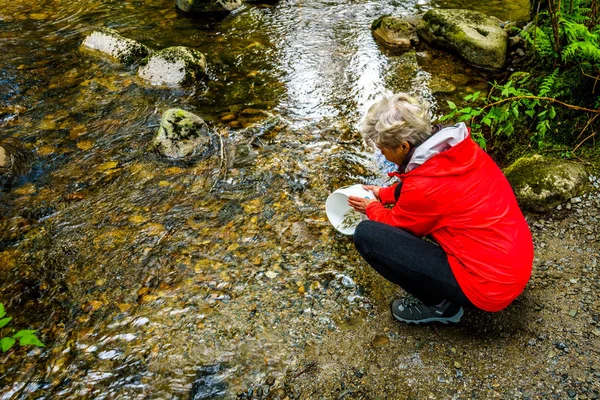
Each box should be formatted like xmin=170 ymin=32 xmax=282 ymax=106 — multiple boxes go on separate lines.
xmin=360 ymin=93 xmax=432 ymax=149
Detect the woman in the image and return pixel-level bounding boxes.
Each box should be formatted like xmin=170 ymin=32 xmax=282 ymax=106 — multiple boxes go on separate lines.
xmin=348 ymin=93 xmax=533 ymax=324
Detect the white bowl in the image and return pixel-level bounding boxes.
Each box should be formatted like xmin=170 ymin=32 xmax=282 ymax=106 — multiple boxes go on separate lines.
xmin=326 ymin=184 xmax=374 ymax=235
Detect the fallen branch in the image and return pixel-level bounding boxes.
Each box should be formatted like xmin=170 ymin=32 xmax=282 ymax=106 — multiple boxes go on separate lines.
xmin=576 ymin=113 xmax=599 ymax=140
xmin=482 ymin=95 xmax=600 ymax=114
xmin=573 ymin=131 xmax=597 ymax=153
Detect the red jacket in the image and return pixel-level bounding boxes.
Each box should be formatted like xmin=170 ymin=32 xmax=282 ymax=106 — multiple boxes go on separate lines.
xmin=366 ymin=124 xmax=533 ymax=311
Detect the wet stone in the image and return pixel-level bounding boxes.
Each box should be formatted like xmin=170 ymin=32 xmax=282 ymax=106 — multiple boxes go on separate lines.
xmin=191 ymin=364 xmax=227 ymax=400
xmin=265 ymin=375 xmax=276 ymax=386
xmin=153 ymin=108 xmax=215 ymax=160
xmin=81 ymin=27 xmax=150 ymax=66
xmin=138 ymin=46 xmax=207 ymax=87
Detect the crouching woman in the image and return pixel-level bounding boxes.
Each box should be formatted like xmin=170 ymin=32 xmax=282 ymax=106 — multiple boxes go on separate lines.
xmin=348 ymin=93 xmax=533 ymax=324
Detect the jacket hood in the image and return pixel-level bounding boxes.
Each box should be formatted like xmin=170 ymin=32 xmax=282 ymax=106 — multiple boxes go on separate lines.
xmin=405 ymin=122 xmax=470 ymax=173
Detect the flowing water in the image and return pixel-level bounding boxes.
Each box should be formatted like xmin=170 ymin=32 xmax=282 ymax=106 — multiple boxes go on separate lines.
xmin=0 ymin=0 xmax=528 ymax=398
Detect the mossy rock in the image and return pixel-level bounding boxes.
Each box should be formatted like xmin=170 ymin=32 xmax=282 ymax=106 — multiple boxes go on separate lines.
xmin=153 ymin=109 xmax=215 ymax=160
xmin=371 ymin=15 xmax=419 ymax=49
xmin=138 ymin=46 xmax=207 ymax=87
xmin=504 ymin=155 xmax=589 ymax=213
xmin=81 ymin=27 xmax=150 ymax=66
xmin=175 ymin=0 xmax=243 ymax=13
xmin=416 ymin=9 xmax=508 ymax=71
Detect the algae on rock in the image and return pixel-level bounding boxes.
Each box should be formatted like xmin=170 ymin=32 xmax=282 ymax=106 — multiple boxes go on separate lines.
xmin=81 ymin=27 xmax=150 ymax=66
xmin=138 ymin=46 xmax=207 ymax=87
xmin=175 ymin=0 xmax=243 ymax=13
xmin=154 ymin=109 xmax=215 ymax=160
xmin=504 ymin=155 xmax=589 ymax=212
xmin=371 ymin=15 xmax=419 ymax=50
xmin=416 ymin=9 xmax=508 ymax=71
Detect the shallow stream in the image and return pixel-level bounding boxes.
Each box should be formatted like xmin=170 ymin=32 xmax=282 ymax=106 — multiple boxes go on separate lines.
xmin=0 ymin=0 xmax=528 ymax=397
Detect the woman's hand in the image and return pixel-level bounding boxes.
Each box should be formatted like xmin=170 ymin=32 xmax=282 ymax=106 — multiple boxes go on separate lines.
xmin=348 ymin=196 xmax=378 ymax=214
xmin=363 ymin=185 xmax=381 ymax=200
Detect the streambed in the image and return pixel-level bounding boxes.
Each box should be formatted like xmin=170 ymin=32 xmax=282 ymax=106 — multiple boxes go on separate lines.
xmin=3 ymin=0 xmax=578 ymax=398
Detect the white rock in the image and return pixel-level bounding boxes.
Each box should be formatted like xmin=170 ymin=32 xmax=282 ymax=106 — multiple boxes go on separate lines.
xmin=81 ymin=28 xmax=150 ymax=66
xmin=265 ymin=270 xmax=278 ymax=279
xmin=138 ymin=46 xmax=206 ymax=87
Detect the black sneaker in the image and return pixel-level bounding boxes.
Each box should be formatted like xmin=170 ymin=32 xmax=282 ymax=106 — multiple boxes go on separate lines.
xmin=390 ymin=295 xmax=463 ymax=324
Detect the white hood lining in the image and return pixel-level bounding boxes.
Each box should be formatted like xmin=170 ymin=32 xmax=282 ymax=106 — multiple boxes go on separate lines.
xmin=405 ymin=122 xmax=469 ymax=173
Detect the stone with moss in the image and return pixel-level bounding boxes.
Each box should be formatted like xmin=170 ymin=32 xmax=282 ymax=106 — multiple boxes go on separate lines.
xmin=504 ymin=155 xmax=589 ymax=213
xmin=371 ymin=15 xmax=419 ymax=49
xmin=175 ymin=0 xmax=243 ymax=13
xmin=154 ymin=109 xmax=215 ymax=160
xmin=81 ymin=28 xmax=150 ymax=66
xmin=416 ymin=9 xmax=508 ymax=71
xmin=429 ymin=76 xmax=456 ymax=94
xmin=138 ymin=46 xmax=207 ymax=87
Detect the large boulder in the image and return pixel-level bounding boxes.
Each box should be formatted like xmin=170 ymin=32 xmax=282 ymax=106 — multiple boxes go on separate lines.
xmin=504 ymin=155 xmax=589 ymax=213
xmin=138 ymin=46 xmax=207 ymax=87
xmin=175 ymin=0 xmax=243 ymax=13
xmin=371 ymin=15 xmax=419 ymax=49
xmin=416 ymin=9 xmax=508 ymax=71
xmin=154 ymin=109 xmax=216 ymax=160
xmin=81 ymin=28 xmax=150 ymax=66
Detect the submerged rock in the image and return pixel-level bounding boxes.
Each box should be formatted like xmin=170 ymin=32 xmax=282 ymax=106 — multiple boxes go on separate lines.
xmin=190 ymin=364 xmax=227 ymax=400
xmin=154 ymin=109 xmax=215 ymax=160
xmin=138 ymin=46 xmax=207 ymax=86
xmin=175 ymin=0 xmax=243 ymax=14
xmin=371 ymin=15 xmax=419 ymax=49
xmin=504 ymin=155 xmax=589 ymax=212
xmin=81 ymin=27 xmax=150 ymax=66
xmin=0 ymin=139 xmax=30 ymax=187
xmin=416 ymin=9 xmax=508 ymax=71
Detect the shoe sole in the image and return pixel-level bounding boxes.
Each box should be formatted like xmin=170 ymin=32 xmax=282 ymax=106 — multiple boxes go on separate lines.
xmin=390 ymin=306 xmax=464 ymax=325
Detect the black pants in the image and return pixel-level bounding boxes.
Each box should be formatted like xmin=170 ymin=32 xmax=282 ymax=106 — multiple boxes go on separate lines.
xmin=353 ymin=220 xmax=473 ymax=307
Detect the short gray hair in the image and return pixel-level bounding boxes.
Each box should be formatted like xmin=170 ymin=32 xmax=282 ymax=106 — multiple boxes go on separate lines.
xmin=360 ymin=93 xmax=432 ymax=149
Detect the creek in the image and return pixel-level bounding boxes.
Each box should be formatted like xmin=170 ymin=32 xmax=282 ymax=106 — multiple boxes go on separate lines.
xmin=0 ymin=0 xmax=528 ymax=398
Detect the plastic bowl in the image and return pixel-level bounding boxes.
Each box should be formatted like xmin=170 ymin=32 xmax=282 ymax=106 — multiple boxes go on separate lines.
xmin=325 ymin=184 xmax=374 ymax=235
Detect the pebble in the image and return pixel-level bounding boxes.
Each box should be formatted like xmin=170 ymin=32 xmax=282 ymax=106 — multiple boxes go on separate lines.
xmin=265 ymin=271 xmax=278 ymax=279
xmin=372 ymin=335 xmax=389 ymax=347
xmin=340 ymin=275 xmax=355 ymax=288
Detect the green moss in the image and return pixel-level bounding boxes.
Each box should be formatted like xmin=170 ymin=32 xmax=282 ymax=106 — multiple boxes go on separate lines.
xmin=504 ymin=155 xmax=589 ymax=212
xmin=371 ymin=15 xmax=385 ymax=31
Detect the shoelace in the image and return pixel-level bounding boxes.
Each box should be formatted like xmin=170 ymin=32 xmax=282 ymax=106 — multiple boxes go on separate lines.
xmin=399 ymin=294 xmax=422 ymax=307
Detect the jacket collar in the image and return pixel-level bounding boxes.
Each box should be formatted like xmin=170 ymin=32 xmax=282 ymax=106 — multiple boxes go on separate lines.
xmin=387 ymin=123 xmax=469 ymax=177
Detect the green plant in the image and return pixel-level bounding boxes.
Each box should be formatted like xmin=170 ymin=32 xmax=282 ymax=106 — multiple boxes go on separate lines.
xmin=440 ymin=0 xmax=600 ymax=153
xmin=0 ymin=302 xmax=44 ymax=352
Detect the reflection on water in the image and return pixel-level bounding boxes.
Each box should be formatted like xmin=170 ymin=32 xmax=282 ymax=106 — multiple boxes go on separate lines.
xmin=0 ymin=0 xmax=527 ymax=397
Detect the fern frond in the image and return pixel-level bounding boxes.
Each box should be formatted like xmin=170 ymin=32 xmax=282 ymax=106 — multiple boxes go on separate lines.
xmin=539 ymin=69 xmax=560 ymax=96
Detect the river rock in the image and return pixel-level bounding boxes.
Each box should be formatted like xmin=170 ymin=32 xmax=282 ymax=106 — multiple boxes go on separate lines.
xmin=504 ymin=155 xmax=589 ymax=212
xmin=175 ymin=0 xmax=243 ymax=13
xmin=138 ymin=46 xmax=207 ymax=87
xmin=154 ymin=109 xmax=215 ymax=160
xmin=0 ymin=139 xmax=30 ymax=187
xmin=416 ymin=9 xmax=508 ymax=71
xmin=371 ymin=15 xmax=419 ymax=49
xmin=81 ymin=27 xmax=150 ymax=66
